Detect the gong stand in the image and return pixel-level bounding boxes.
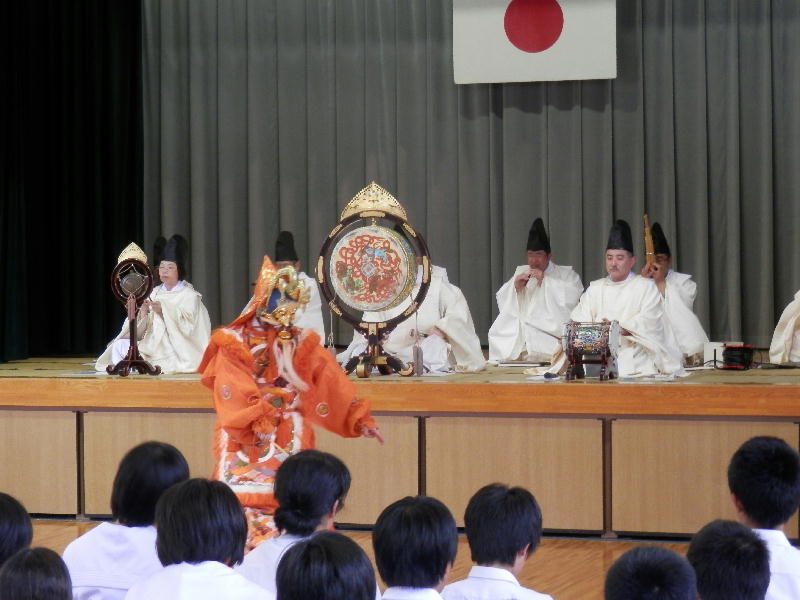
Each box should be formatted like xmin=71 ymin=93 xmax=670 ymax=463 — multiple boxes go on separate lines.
xmin=342 ymin=323 xmax=414 ymax=378
xmin=107 ymin=259 xmax=161 ymax=377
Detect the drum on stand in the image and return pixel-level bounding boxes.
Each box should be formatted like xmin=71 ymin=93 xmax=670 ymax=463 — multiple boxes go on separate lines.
xmin=562 ymin=321 xmax=620 ymax=381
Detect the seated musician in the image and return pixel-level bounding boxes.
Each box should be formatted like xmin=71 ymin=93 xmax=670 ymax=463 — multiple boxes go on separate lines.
xmin=640 ymin=222 xmax=708 ymax=366
xmin=95 ymin=235 xmax=211 ymax=375
xmin=568 ymin=220 xmax=683 ymax=378
xmin=769 ymin=289 xmax=800 ymax=365
xmin=488 ymin=217 xmax=583 ymax=363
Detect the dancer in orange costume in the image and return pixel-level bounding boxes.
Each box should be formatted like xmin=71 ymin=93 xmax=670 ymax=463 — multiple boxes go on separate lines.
xmin=199 ymin=256 xmax=382 ymax=548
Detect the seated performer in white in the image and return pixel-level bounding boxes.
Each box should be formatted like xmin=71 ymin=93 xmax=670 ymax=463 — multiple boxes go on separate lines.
xmin=640 ymin=222 xmax=708 ymax=366
xmin=488 ymin=217 xmax=583 ymax=363
xmin=95 ymin=235 xmax=211 ymax=375
xmin=769 ymin=289 xmax=800 ymax=365
xmin=268 ymin=231 xmax=326 ymax=342
xmin=569 ymin=220 xmax=684 ymax=378
xmin=338 ymin=264 xmax=486 ymax=373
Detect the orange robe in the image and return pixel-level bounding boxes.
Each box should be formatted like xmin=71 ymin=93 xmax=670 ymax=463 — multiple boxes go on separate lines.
xmin=199 ymin=319 xmax=377 ymax=546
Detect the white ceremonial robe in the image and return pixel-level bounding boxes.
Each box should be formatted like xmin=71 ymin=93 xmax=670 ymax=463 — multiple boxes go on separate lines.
xmin=63 ymin=522 xmax=161 ymax=600
xmin=769 ymin=290 xmax=800 ymax=365
xmin=570 ymin=274 xmax=684 ymax=378
xmin=488 ymin=263 xmax=583 ymax=362
xmin=338 ymin=266 xmax=486 ymax=373
xmin=95 ymin=281 xmax=211 ymax=374
xmin=753 ymin=529 xmax=800 ymax=600
xmin=662 ymin=270 xmax=708 ymax=360
xmin=442 ymin=566 xmax=552 ymax=600
xmin=125 ymin=561 xmax=273 ymax=600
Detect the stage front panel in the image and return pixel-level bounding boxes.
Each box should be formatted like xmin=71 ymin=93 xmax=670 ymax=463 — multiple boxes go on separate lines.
xmin=82 ymin=412 xmax=217 ymax=515
xmin=316 ymin=416 xmax=419 ymax=525
xmin=0 ymin=410 xmax=77 ymax=514
xmin=425 ymin=417 xmax=604 ymax=531
xmin=612 ymin=420 xmax=800 ymax=535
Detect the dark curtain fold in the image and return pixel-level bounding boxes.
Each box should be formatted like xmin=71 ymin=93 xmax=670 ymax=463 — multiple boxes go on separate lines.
xmin=143 ymin=0 xmax=800 ymax=347
xmin=1 ymin=1 xmax=143 ymax=360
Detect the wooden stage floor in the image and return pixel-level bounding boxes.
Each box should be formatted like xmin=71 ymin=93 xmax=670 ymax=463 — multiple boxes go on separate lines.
xmin=1 ymin=357 xmax=799 ymax=418
xmin=33 ymin=519 xmax=687 ymax=600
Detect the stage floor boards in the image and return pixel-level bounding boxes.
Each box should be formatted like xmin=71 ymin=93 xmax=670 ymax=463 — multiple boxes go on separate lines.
xmin=33 ymin=519 xmax=687 ymax=600
xmin=2 ymin=356 xmax=798 ymax=386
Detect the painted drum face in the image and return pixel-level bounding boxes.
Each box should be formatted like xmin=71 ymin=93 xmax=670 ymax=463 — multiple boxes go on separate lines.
xmin=329 ymin=225 xmax=416 ymax=313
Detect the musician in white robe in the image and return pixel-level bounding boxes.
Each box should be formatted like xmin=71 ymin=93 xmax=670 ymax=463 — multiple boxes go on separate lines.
xmin=640 ymin=222 xmax=708 ymax=366
xmin=338 ymin=265 xmax=486 ymax=373
xmin=769 ymin=290 xmax=800 ymax=364
xmin=488 ymin=217 xmax=583 ymax=362
xmin=95 ymin=236 xmax=211 ymax=375
xmin=569 ymin=220 xmax=684 ymax=378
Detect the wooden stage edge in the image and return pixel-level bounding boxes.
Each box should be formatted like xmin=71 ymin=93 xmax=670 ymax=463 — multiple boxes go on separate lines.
xmin=1 ymin=375 xmax=799 ymax=419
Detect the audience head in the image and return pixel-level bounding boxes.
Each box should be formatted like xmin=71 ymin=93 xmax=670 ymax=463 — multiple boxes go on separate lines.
xmin=0 ymin=493 xmax=33 ymax=569
xmin=0 ymin=547 xmax=72 ymax=600
xmin=274 ymin=450 xmax=351 ymax=536
xmin=276 ymin=531 xmax=376 ymax=600
xmin=155 ymin=478 xmax=247 ymax=567
xmin=111 ymin=441 xmax=190 ymax=527
xmin=373 ymin=495 xmax=458 ymax=590
xmin=464 ymin=483 xmax=542 ymax=571
xmin=687 ymin=519 xmax=769 ymax=600
xmin=604 ymin=546 xmax=696 ymax=600
xmin=728 ymin=435 xmax=800 ymax=529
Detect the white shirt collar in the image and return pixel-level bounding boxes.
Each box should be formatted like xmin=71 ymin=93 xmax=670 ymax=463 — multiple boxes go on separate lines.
xmin=159 ymin=280 xmax=186 ymax=292
xmin=382 ymin=586 xmax=443 ymax=599
xmin=468 ymin=565 xmax=521 ymax=585
xmin=753 ymin=528 xmax=792 ymax=547
xmin=606 ymin=271 xmax=635 ymax=283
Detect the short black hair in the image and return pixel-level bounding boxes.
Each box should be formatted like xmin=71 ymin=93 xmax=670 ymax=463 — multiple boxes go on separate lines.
xmin=728 ymin=436 xmax=800 ymax=528
xmin=687 ymin=519 xmax=769 ymax=600
xmin=276 ymin=531 xmax=376 ymax=600
xmin=155 ymin=478 xmax=247 ymax=567
xmin=0 ymin=493 xmax=33 ymax=569
xmin=605 ymin=546 xmax=696 ymax=600
xmin=372 ymin=496 xmax=457 ymax=589
xmin=274 ymin=450 xmax=351 ymax=536
xmin=111 ymin=441 xmax=190 ymax=526
xmin=464 ymin=483 xmax=542 ymax=566
xmin=0 ymin=547 xmax=72 ymax=600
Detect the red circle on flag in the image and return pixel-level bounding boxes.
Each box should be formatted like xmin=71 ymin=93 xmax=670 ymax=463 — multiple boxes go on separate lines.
xmin=504 ymin=0 xmax=564 ymax=53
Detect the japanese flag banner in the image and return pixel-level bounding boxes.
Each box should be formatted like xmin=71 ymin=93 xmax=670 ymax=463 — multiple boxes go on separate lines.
xmin=453 ymin=0 xmax=616 ymax=84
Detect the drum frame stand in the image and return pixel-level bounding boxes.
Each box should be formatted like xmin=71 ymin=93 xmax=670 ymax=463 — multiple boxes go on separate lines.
xmin=343 ymin=323 xmax=414 ymax=378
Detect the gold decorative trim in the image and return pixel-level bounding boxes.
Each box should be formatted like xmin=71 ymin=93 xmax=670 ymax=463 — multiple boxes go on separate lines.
xmin=316 ymin=256 xmax=325 ymax=283
xmin=328 ymin=224 xmax=343 ymax=238
xmin=339 ymin=182 xmax=408 ymax=222
xmin=117 ymin=242 xmax=148 ymax=264
xmin=402 ymin=222 xmax=417 ymax=237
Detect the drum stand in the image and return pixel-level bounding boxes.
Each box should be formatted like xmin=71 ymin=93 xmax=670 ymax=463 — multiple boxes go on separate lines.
xmin=107 ymin=294 xmax=161 ymax=377
xmin=564 ymin=349 xmax=617 ymax=381
xmin=343 ymin=323 xmax=414 ymax=378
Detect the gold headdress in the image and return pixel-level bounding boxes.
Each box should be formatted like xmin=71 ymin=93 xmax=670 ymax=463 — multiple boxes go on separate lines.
xmin=339 ymin=181 xmax=407 ymax=221
xmin=237 ymin=256 xmax=310 ymax=332
xmin=117 ymin=242 xmax=148 ymax=264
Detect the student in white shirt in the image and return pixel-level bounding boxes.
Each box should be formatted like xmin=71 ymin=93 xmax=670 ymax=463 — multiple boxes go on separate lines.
xmin=604 ymin=546 xmax=696 ymax=600
xmin=373 ymin=496 xmax=458 ymax=600
xmin=686 ymin=519 xmax=769 ymax=600
xmin=236 ymin=450 xmax=353 ymax=596
xmin=442 ymin=484 xmax=552 ymax=600
xmin=125 ymin=478 xmax=272 ymax=600
xmin=63 ymin=441 xmax=190 ymax=600
xmin=276 ymin=531 xmax=376 ymax=600
xmin=728 ymin=436 xmax=800 ymax=600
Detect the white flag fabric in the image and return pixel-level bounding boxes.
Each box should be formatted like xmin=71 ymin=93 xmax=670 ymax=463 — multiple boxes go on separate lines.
xmin=453 ymin=0 xmax=616 ymax=84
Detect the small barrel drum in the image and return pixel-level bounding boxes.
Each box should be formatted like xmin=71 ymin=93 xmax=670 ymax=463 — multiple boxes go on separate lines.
xmin=562 ymin=321 xmax=620 ymax=381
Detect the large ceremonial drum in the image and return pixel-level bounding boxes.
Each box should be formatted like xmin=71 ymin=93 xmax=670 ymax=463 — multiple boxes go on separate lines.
xmin=562 ymin=321 xmax=620 ymax=357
